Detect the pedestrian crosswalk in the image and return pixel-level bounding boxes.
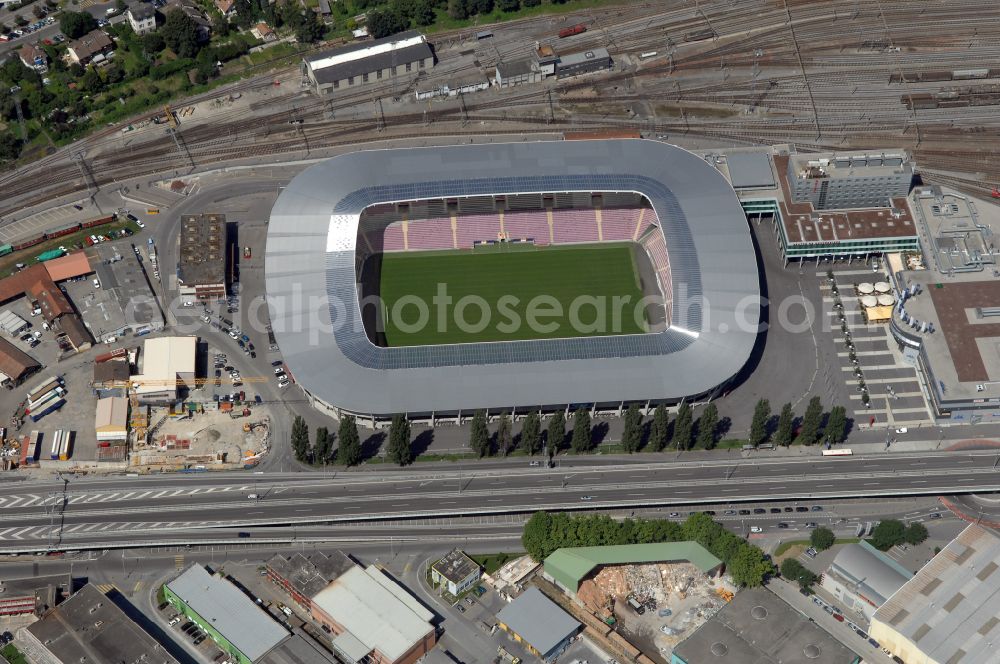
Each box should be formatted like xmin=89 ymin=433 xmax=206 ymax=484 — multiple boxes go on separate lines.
xmin=174 ymin=554 xmax=185 ymax=570
xmin=94 ymin=583 xmax=117 ymax=594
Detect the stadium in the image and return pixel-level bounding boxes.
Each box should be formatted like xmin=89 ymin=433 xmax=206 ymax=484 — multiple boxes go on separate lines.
xmin=265 ymin=139 xmax=760 ymax=422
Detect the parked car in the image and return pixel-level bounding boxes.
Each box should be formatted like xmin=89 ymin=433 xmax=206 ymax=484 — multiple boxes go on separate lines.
xmin=750 ymin=526 xmax=763 ymax=533
xmin=805 ymin=547 xmax=818 ymax=558
xmin=753 ymin=508 xmax=766 ymax=514
xmin=811 ymin=505 xmax=823 ymax=511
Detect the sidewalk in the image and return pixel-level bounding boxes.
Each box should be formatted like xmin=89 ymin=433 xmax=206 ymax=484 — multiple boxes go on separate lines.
xmin=767 ymin=579 xmax=891 ymax=663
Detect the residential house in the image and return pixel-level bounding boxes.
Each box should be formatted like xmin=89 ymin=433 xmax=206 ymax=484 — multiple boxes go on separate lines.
xmin=163 ymin=0 xmax=211 ymax=41
xmin=251 ymin=22 xmax=276 ymax=43
xmin=126 ymin=3 xmax=157 ymax=35
xmin=67 ymin=30 xmax=114 ymax=66
xmin=18 ymin=43 xmax=47 ymax=73
xmin=214 ymin=0 xmax=235 ymax=18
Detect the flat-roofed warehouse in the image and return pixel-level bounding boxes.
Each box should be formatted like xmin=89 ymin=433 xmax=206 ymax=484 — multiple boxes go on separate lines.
xmin=178 ymin=213 xmax=227 ymax=302
xmin=304 ymin=31 xmax=433 ymax=95
xmin=19 ymin=584 xmax=179 ymax=664
xmin=310 ymin=564 xmax=436 ymax=664
xmin=870 ymin=523 xmax=1000 ymax=664
xmin=672 ymin=586 xmax=860 ymax=664
xmin=164 ymin=564 xmax=289 ymax=664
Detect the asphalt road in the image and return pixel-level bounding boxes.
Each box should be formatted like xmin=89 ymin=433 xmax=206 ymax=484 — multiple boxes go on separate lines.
xmin=0 ymin=450 xmax=994 ymax=550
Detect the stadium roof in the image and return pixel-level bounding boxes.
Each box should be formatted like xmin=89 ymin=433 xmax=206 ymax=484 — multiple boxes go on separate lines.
xmin=167 ymin=565 xmax=288 ymax=661
xmin=495 ymin=587 xmax=580 ymax=657
xmin=544 ymin=542 xmax=723 ymax=593
xmin=265 ymin=139 xmax=760 ymax=416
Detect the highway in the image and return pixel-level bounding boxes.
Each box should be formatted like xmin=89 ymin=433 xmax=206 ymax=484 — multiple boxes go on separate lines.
xmin=0 ymin=450 xmax=996 ymax=551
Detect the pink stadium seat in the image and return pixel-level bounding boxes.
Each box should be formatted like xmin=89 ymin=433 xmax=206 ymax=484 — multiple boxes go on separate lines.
xmin=551 ymin=208 xmax=599 ymax=244
xmin=407 ymin=216 xmax=454 ymax=250
xmin=455 ymin=213 xmax=501 ymax=248
xmin=503 ymin=210 xmax=550 ymax=245
xmin=601 ymin=208 xmax=643 ymax=241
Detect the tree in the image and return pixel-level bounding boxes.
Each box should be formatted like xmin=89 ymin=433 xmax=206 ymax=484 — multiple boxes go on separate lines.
xmin=648 ymin=404 xmax=668 ymax=451
xmin=469 ymin=410 xmax=490 ymax=457
xmin=522 ymin=511 xmax=553 ymax=561
xmin=496 ymin=411 xmax=512 ymax=456
xmin=295 ymin=16 xmax=324 ymax=43
xmin=337 ymin=415 xmax=362 ymax=466
xmin=810 ymin=526 xmax=836 ymax=551
xmin=696 ymin=403 xmax=719 ymax=450
xmin=412 ymin=0 xmax=436 ymax=25
xmin=447 ymin=0 xmax=469 ymax=20
xmin=366 ymin=8 xmax=407 ymax=39
xmin=520 ymin=412 xmax=541 ymax=455
xmin=824 ymin=405 xmax=848 ymax=445
xmin=727 ymin=542 xmax=773 ymax=588
xmin=521 ymin=0 xmax=539 ymax=6
xmin=290 ymin=415 xmax=310 ymax=463
xmin=212 ymin=13 xmax=231 ymax=37
xmin=868 ymin=519 xmax=906 ymax=551
xmin=31 ymin=5 xmax=45 ymax=19
xmin=780 ymin=558 xmax=817 ymax=590
xmin=774 ymin=402 xmax=794 ymax=447
xmin=162 ymin=8 xmax=201 ymax=58
xmin=621 ymin=404 xmax=643 ymax=453
xmin=0 ymin=132 xmax=21 ymax=163
xmin=472 ymin=0 xmax=493 ymax=13
xmin=313 ymin=426 xmax=330 ymax=464
xmin=141 ymin=32 xmax=166 ymax=55
xmin=797 ymin=396 xmax=823 ymax=445
xmin=904 ymin=522 xmax=928 ymax=546
xmin=570 ymin=407 xmax=592 ymax=453
xmin=672 ymin=402 xmax=693 ymax=450
xmin=547 ymin=411 xmax=565 ymax=452
xmin=59 ymin=11 xmax=98 ymax=39
xmin=387 ymin=414 xmax=412 ymax=465
xmin=749 ymin=398 xmax=770 ymax=448
xmin=497 ymin=0 xmax=519 ymax=10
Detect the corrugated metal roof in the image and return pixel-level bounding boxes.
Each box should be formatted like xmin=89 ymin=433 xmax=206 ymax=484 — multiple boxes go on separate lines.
xmin=167 ymin=565 xmax=288 ymax=661
xmin=872 ymin=524 xmax=1000 ymax=663
xmin=544 ymin=542 xmax=722 ymax=593
xmin=828 ymin=541 xmax=912 ymax=606
xmin=311 ymin=565 xmax=433 ymax=662
xmin=495 ymin=587 xmax=580 ymax=656
xmin=265 ymin=139 xmax=759 ymax=416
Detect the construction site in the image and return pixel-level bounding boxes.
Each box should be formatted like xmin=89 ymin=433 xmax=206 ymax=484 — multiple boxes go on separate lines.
xmin=129 ymin=406 xmax=271 ymax=471
xmin=577 ymin=561 xmax=736 ymax=658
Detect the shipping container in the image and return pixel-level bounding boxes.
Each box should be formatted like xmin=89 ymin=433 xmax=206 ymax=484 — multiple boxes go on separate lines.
xmin=0 ymin=244 xmax=12 ymax=257
xmin=26 ymin=431 xmax=41 ymax=462
xmin=30 ymin=398 xmax=64 ymax=422
xmin=27 ymin=377 xmax=61 ymax=404
xmin=49 ymin=431 xmax=60 ymax=460
xmin=60 ymin=432 xmax=72 ymax=460
xmin=27 ymin=387 xmax=64 ymax=413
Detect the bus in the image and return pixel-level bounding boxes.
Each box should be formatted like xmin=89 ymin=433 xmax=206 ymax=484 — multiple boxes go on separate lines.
xmin=822 ymin=448 xmax=853 ymax=456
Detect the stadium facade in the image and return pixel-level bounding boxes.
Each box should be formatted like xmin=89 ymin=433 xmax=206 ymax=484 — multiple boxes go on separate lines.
xmin=265 ymin=139 xmax=760 ymax=423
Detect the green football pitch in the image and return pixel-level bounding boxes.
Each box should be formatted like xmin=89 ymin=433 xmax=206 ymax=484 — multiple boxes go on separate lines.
xmin=378 ymin=243 xmax=648 ymax=346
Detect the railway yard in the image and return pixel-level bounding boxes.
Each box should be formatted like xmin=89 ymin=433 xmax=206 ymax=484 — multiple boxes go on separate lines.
xmin=4 ymin=0 xmax=1000 ymax=218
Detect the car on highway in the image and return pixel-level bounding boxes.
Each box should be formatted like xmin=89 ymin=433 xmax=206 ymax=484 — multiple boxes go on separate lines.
xmin=805 ymin=522 xmax=818 ymax=529
xmin=580 ymin=495 xmax=594 ymax=501
xmin=777 ymin=522 xmax=789 ymax=529
xmin=895 ymin=427 xmax=908 ymax=434
xmin=668 ymin=512 xmax=680 ymax=518
xmin=930 ymin=512 xmax=942 ymax=519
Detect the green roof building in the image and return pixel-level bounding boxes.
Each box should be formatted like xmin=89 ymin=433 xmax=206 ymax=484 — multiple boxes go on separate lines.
xmin=543 ymin=542 xmax=723 ymax=596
